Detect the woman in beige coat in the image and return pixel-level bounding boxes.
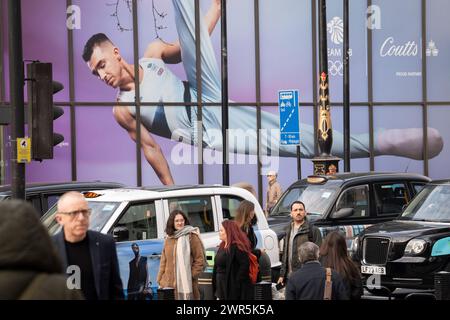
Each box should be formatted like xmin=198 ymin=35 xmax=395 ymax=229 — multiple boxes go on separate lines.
xmin=157 ymin=210 xmax=206 ymax=300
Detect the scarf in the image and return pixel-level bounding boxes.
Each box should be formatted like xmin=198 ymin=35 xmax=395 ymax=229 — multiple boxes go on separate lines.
xmin=172 ymin=225 xmax=204 ymax=300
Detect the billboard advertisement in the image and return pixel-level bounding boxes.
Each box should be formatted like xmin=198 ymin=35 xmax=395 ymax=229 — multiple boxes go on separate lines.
xmin=1 ymin=0 xmax=449 ymax=198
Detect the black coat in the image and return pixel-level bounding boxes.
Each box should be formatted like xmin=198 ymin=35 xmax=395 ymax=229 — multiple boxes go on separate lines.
xmin=246 ymin=226 xmax=261 ymax=258
xmin=53 ymin=230 xmax=124 ymax=300
xmin=280 ymin=220 xmax=323 ymax=279
xmin=285 ymin=261 xmax=349 ymax=300
xmin=0 ymin=201 xmax=84 ymax=300
xmin=127 ymin=256 xmax=148 ymax=299
xmin=344 ymin=275 xmax=363 ymax=300
xmin=212 ymin=244 xmax=254 ymax=300
xmin=245 ymin=226 xmax=262 ymax=282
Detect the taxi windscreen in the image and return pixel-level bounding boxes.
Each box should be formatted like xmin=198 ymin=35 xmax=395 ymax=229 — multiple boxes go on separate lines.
xmin=401 ymin=184 xmax=450 ymax=222
xmin=270 ymin=184 xmax=339 ymax=217
xmin=41 ymin=201 xmax=120 ymax=235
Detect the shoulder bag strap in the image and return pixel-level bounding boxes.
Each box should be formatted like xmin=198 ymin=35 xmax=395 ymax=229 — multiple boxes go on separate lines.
xmin=323 ymin=268 xmax=332 ymax=300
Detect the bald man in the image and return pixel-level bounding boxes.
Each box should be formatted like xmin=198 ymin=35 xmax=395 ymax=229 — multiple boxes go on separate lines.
xmin=53 ymin=192 xmax=123 ymax=300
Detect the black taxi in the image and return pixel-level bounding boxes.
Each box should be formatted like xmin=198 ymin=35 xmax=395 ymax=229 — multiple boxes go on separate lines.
xmin=268 ymin=172 xmax=430 ymax=252
xmin=0 ymin=181 xmax=125 ymax=216
xmin=352 ymin=180 xmax=450 ymax=293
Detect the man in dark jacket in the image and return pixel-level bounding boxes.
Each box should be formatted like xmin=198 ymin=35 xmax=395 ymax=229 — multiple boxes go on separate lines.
xmin=286 ymin=242 xmax=349 ymax=300
xmin=0 ymin=200 xmax=83 ymax=300
xmin=53 ymin=191 xmax=124 ymax=300
xmin=277 ymin=201 xmax=322 ymax=286
xmin=127 ymin=243 xmax=149 ymax=300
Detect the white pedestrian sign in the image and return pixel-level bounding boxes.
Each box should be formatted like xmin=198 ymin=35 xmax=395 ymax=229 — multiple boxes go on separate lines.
xmin=278 ymin=90 xmax=300 ymax=145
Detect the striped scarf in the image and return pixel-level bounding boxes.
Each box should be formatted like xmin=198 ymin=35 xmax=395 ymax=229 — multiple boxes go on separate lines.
xmin=172 ymin=225 xmax=201 ymax=300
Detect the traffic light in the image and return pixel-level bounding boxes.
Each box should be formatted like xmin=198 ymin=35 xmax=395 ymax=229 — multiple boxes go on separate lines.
xmin=27 ymin=62 xmax=64 ymax=160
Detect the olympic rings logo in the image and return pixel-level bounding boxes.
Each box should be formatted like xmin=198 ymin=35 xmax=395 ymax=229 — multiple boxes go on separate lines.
xmin=328 ymin=60 xmax=343 ymax=76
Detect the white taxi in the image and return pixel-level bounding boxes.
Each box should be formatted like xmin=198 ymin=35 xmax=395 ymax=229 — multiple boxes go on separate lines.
xmin=41 ymin=185 xmax=280 ymax=298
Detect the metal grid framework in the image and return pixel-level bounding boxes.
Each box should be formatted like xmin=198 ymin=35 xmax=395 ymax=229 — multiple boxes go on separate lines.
xmin=0 ymin=0 xmax=448 ymax=200
xmin=0 ymin=0 xmax=4 ymax=182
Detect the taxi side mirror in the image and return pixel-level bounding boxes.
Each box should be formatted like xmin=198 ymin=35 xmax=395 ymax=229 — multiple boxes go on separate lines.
xmin=331 ymin=207 xmax=354 ymax=219
xmin=113 ymin=226 xmax=129 ymax=242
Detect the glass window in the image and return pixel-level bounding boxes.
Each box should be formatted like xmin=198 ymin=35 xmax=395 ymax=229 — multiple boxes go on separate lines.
xmin=372 ymin=0 xmax=422 ymax=102
xmin=373 ymin=106 xmax=424 ymax=175
xmin=374 ymin=182 xmax=407 ymax=215
xmin=76 ymin=107 xmax=136 ymax=186
xmin=401 ymin=184 xmax=450 ymax=222
xmin=113 ymin=202 xmax=157 ymax=242
xmin=412 ymin=183 xmax=426 ymax=194
xmin=271 ymin=184 xmax=340 ymax=217
xmin=25 ymin=106 xmax=72 ymax=182
xmin=220 ymin=195 xmax=246 ymax=221
xmin=46 ymin=194 xmax=61 ymax=212
xmin=275 ymin=187 xmax=302 ymax=214
xmin=322 ymin=0 xmax=369 ymax=102
xmin=427 ymin=0 xmax=450 ymax=101
xmin=260 ymin=0 xmax=312 ymax=102
xmin=428 ymin=106 xmax=450 ymax=180
xmin=168 ymin=196 xmax=214 ymax=233
xmin=26 ymin=195 xmax=42 ymax=215
xmin=42 ymin=201 xmax=120 ymax=235
xmin=335 ymin=185 xmax=369 ymax=218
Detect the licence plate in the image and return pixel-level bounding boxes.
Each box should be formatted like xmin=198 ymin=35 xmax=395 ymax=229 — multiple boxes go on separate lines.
xmin=361 ymin=265 xmax=386 ymax=275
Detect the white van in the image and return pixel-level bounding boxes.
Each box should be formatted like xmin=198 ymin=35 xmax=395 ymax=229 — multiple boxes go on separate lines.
xmin=41 ymin=185 xmax=280 ymax=298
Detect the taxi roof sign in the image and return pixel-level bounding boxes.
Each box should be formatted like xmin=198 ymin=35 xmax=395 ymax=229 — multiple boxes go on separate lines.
xmin=306 ymin=176 xmax=328 ymax=184
xmin=83 ymin=191 xmax=102 ymax=198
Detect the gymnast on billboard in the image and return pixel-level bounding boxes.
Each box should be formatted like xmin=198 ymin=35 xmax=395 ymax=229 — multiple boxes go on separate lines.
xmin=82 ymin=0 xmax=443 ymax=185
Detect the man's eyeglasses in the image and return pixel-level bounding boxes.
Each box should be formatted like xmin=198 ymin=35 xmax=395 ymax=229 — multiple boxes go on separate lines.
xmin=58 ymin=208 xmax=92 ymax=219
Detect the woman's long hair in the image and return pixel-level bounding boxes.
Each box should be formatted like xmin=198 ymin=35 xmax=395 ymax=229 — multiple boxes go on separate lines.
xmin=220 ymin=220 xmax=251 ymax=254
xmin=319 ymin=231 xmax=360 ymax=282
xmin=234 ymin=200 xmax=255 ymax=231
xmin=165 ymin=210 xmax=191 ymax=236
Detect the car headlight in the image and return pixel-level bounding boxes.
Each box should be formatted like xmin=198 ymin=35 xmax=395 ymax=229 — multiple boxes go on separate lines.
xmin=405 ymin=239 xmax=427 ymax=255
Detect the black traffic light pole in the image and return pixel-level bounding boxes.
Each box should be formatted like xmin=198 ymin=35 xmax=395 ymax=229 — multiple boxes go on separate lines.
xmin=343 ymin=0 xmax=351 ymax=172
xmin=221 ymin=0 xmax=230 ymax=186
xmin=8 ymin=0 xmax=25 ymax=199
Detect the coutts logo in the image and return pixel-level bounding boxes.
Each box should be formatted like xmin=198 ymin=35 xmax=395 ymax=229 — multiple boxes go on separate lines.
xmin=426 ymin=40 xmax=439 ymax=57
xmin=380 ymin=37 xmax=418 ymax=57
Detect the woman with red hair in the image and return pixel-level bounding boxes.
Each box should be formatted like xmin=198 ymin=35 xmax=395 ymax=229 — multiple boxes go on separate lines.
xmin=212 ymin=220 xmax=254 ymax=300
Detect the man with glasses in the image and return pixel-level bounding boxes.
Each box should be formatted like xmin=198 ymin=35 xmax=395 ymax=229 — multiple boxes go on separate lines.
xmin=53 ymin=192 xmax=123 ymax=300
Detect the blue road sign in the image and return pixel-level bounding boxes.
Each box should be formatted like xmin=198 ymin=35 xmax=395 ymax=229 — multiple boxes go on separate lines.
xmin=278 ymin=90 xmax=300 ymax=145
